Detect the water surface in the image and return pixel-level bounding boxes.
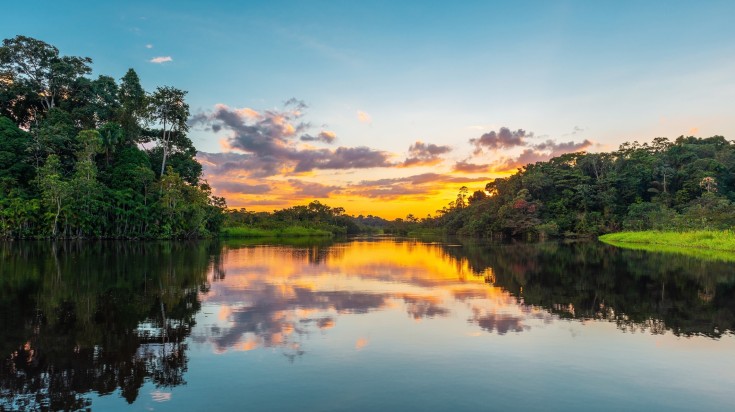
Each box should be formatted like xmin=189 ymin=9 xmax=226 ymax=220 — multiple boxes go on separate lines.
xmin=2 ymin=238 xmax=735 ymax=411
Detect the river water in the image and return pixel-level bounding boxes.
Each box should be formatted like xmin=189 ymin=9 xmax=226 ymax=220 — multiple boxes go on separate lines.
xmin=2 ymin=238 xmax=734 ymax=411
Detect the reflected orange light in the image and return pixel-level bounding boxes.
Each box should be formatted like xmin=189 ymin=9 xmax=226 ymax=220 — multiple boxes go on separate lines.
xmin=355 ymin=337 xmax=369 ymax=350
xmin=202 ymin=240 xmax=527 ymax=355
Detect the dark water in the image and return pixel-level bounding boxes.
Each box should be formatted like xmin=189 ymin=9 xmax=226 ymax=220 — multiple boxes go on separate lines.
xmin=2 ymin=238 xmax=735 ymax=411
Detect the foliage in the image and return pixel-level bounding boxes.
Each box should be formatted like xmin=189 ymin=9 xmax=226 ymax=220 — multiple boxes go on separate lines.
xmin=428 ymin=136 xmax=735 ymax=238
xmin=221 ymin=226 xmax=333 ymax=238
xmin=224 ymin=200 xmax=366 ymax=236
xmin=0 ymin=36 xmax=224 ymax=239
xmin=600 ymin=230 xmax=735 ymax=253
xmin=0 ymin=241 xmax=218 ymax=409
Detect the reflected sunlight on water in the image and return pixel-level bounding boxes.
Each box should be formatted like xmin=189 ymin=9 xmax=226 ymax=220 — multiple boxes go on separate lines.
xmin=4 ymin=239 xmax=735 ymax=411
xmin=194 ymin=240 xmax=532 ymax=356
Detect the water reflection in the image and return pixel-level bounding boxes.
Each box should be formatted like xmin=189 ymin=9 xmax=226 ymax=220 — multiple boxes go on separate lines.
xmin=1 ymin=238 xmax=735 ymax=410
xmin=197 ymin=238 xmax=735 ymax=361
xmin=0 ymin=241 xmax=219 ymax=410
xmin=196 ymin=240 xmax=517 ymax=358
xmin=443 ymin=240 xmax=735 ymax=337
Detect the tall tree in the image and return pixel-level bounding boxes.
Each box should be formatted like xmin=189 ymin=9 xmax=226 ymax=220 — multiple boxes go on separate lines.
xmin=118 ymin=68 xmax=146 ymax=142
xmin=0 ymin=35 xmax=92 ymax=120
xmin=35 ymin=154 xmax=69 ymax=236
xmin=148 ymin=86 xmax=190 ymax=177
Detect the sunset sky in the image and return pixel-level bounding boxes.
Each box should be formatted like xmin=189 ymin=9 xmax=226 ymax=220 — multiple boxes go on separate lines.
xmin=3 ymin=1 xmax=735 ymax=218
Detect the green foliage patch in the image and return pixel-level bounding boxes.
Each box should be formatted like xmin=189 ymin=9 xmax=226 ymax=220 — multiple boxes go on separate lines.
xmin=0 ymin=36 xmax=226 ymax=238
xmin=600 ymin=231 xmax=735 ymax=261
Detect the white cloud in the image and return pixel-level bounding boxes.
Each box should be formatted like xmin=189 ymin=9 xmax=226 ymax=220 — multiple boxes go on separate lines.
xmin=356 ymin=110 xmax=372 ymax=124
xmin=150 ymin=56 xmax=172 ymax=64
xmin=146 ymin=44 xmax=153 ymax=49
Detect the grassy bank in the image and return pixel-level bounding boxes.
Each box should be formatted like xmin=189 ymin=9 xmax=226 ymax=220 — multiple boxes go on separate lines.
xmin=599 ymin=230 xmax=735 ymax=262
xmin=406 ymin=228 xmax=446 ymax=237
xmin=221 ymin=226 xmax=333 ymax=238
xmin=599 ymin=230 xmax=735 ymax=251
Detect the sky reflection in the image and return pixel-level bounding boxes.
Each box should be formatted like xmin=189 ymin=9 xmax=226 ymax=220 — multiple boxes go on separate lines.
xmin=193 ymin=240 xmax=549 ymax=356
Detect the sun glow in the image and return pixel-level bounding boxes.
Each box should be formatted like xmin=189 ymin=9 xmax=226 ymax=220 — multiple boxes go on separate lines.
xmin=198 ymin=240 xmax=525 ymax=354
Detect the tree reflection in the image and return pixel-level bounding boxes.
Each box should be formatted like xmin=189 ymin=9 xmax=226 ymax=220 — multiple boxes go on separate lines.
xmin=440 ymin=239 xmax=735 ymax=338
xmin=0 ymin=241 xmax=218 ymax=410
xmin=5 ymin=236 xmax=733 ymax=410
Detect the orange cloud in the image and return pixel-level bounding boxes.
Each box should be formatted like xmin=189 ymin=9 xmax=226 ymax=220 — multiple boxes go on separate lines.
xmin=236 ymin=107 xmax=260 ymax=119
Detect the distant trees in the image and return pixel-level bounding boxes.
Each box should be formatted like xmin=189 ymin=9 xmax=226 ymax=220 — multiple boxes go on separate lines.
xmin=0 ymin=36 xmax=224 ymax=239
xmin=225 ymin=200 xmax=362 ymax=235
xmin=429 ymin=136 xmax=735 ymax=238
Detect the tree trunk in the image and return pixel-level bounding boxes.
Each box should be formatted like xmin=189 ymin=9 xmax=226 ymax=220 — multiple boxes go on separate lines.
xmin=52 ymin=199 xmax=60 ymax=237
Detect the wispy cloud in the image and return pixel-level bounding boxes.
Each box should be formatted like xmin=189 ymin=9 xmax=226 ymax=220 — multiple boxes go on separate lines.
xmin=490 ymin=139 xmax=594 ymax=171
xmin=356 ymin=110 xmax=372 ymax=124
xmin=288 ymin=180 xmax=341 ymax=198
xmin=300 ymin=130 xmax=336 ymax=144
xmin=349 ymin=173 xmax=490 ymax=199
xmin=452 ymin=160 xmax=491 ymax=173
xmin=145 ymin=44 xmax=153 ymax=49
xmin=150 ymin=56 xmax=172 ymax=63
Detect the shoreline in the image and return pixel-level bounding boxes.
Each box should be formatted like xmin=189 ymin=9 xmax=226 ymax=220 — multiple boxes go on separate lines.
xmin=599 ymin=230 xmax=735 ymax=252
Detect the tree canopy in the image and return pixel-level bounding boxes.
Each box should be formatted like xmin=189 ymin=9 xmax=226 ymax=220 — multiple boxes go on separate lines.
xmin=423 ymin=136 xmax=735 ymax=238
xmin=0 ymin=35 xmax=225 ymax=239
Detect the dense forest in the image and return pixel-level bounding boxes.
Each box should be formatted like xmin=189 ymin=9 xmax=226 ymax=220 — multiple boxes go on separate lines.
xmin=0 ymin=35 xmax=225 ymax=239
xmin=3 ymin=35 xmax=732 ymax=240
xmin=422 ymin=135 xmax=735 ymax=237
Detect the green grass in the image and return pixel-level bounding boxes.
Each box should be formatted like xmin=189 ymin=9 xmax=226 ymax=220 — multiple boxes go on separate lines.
xmin=599 ymin=230 xmax=735 ymax=262
xmin=406 ymin=228 xmax=445 ymax=237
xmin=221 ymin=226 xmax=333 ymax=238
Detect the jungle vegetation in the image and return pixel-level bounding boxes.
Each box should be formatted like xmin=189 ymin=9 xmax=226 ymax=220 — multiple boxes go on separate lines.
xmin=599 ymin=230 xmax=735 ymax=258
xmin=420 ymin=135 xmax=735 ymax=238
xmin=222 ymin=200 xmax=390 ymax=236
xmin=0 ymin=35 xmax=226 ymax=239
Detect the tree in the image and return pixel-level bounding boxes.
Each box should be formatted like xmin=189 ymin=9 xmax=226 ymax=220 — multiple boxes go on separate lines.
xmin=0 ymin=116 xmax=33 ymax=191
xmin=36 ymin=154 xmax=69 ymax=236
xmin=0 ymin=35 xmax=92 ymax=116
xmin=148 ymin=86 xmax=190 ymax=177
xmin=98 ymin=122 xmax=124 ymax=163
xmin=118 ymin=69 xmax=147 ymax=142
xmin=700 ymin=176 xmax=717 ymax=193
xmin=455 ymin=186 xmax=468 ymax=209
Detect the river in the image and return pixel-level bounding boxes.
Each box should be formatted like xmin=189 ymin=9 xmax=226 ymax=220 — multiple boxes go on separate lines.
xmin=2 ymin=238 xmax=734 ymax=411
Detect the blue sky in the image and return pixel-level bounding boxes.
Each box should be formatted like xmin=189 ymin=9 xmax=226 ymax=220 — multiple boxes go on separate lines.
xmin=3 ymin=1 xmax=735 ymax=216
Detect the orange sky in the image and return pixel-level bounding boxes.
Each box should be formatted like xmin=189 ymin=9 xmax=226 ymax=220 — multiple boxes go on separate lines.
xmin=195 ymin=103 xmax=583 ymax=219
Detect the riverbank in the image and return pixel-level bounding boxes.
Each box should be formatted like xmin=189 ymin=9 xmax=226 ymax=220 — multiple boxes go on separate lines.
xmin=599 ymin=230 xmax=735 ymax=262
xmin=599 ymin=230 xmax=735 ymax=251
xmin=221 ymin=226 xmax=333 ymax=238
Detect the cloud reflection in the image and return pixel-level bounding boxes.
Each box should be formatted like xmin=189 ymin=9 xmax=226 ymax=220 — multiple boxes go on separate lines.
xmin=196 ymin=240 xmax=555 ymax=358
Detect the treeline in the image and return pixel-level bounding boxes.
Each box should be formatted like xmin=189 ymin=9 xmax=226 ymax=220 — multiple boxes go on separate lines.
xmin=424 ymin=135 xmax=735 ymax=237
xmin=0 ymin=36 xmax=225 ymax=238
xmin=225 ymin=200 xmax=391 ymax=235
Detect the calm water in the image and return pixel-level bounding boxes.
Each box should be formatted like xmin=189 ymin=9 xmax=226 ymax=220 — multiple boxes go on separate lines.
xmin=2 ymin=238 xmax=735 ymax=411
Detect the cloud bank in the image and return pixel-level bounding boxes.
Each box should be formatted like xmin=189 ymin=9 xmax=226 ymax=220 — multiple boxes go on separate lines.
xmin=456 ymin=127 xmax=594 ymax=173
